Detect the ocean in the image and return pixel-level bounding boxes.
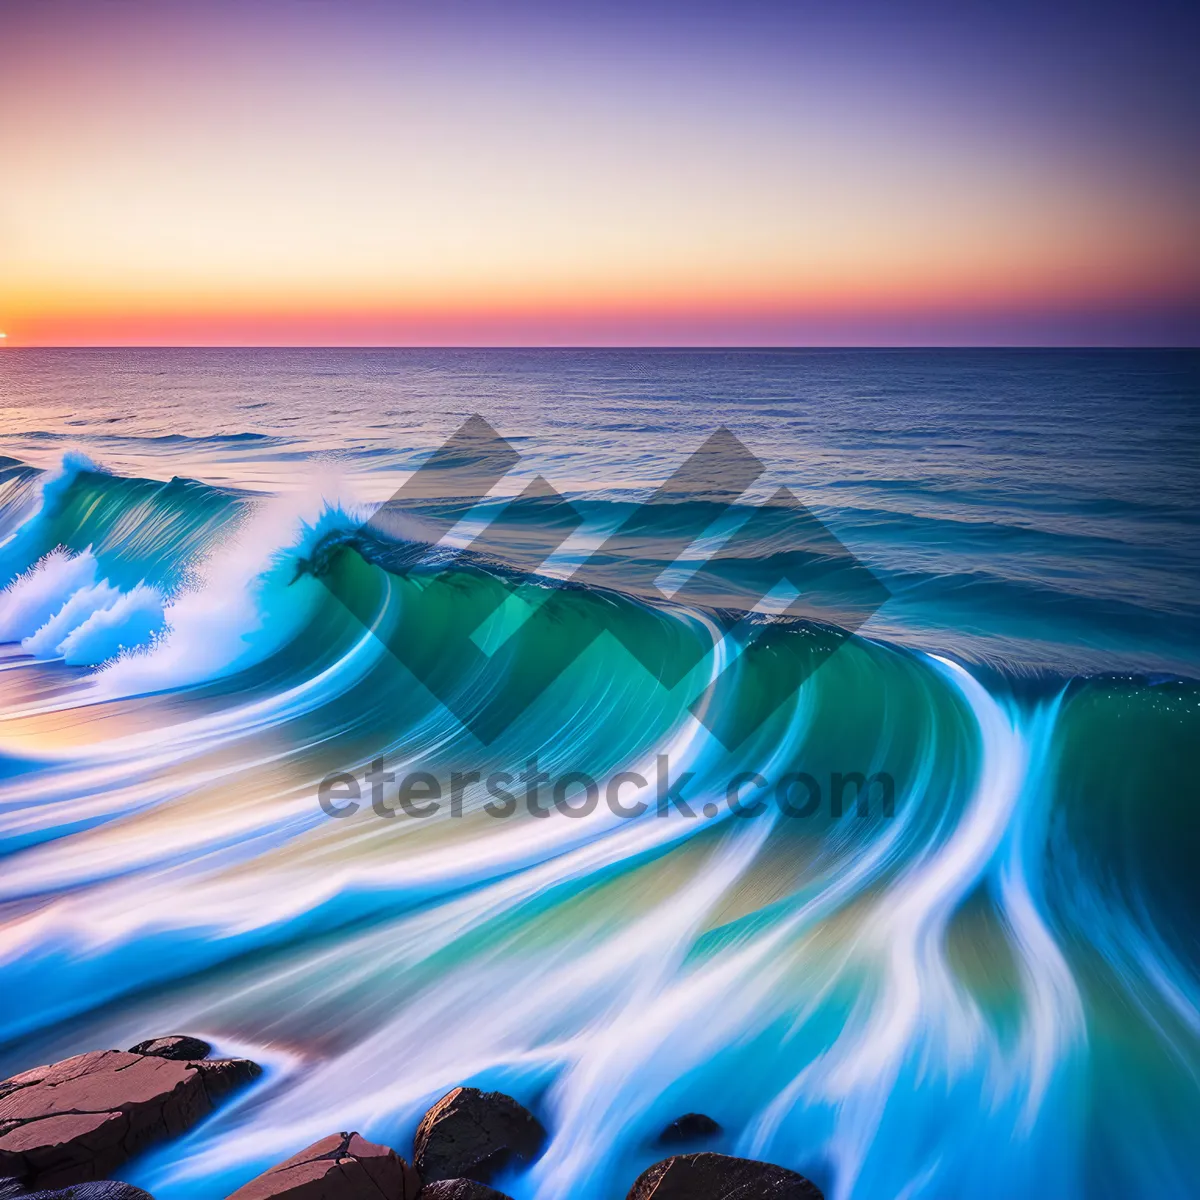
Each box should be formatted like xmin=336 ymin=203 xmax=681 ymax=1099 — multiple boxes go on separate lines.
xmin=0 ymin=348 xmax=1197 ymax=1199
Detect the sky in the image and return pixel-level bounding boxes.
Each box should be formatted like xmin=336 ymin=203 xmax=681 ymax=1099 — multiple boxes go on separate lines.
xmin=0 ymin=0 xmax=1197 ymax=346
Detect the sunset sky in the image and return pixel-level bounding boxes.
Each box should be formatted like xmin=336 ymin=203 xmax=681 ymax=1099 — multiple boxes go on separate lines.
xmin=1 ymin=0 xmax=1197 ymax=346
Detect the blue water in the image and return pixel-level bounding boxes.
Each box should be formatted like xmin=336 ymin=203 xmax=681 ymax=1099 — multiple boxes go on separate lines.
xmin=0 ymin=349 xmax=1197 ymax=1199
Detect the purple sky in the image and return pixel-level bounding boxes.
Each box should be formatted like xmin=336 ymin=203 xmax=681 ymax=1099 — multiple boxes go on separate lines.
xmin=1 ymin=0 xmax=1196 ymax=344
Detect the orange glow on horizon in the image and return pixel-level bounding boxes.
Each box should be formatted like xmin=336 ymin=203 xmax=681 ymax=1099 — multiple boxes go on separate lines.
xmin=5 ymin=266 xmax=1197 ymax=346
xmin=2 ymin=3 xmax=1197 ymax=346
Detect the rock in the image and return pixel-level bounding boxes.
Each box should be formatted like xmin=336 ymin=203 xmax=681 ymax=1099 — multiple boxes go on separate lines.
xmin=655 ymin=1114 xmax=721 ymax=1146
xmin=413 ymin=1088 xmax=545 ymax=1185
xmin=26 ymin=1185 xmax=156 ymax=1200
xmin=126 ymin=1037 xmax=211 ymax=1063
xmin=0 ymin=1048 xmax=261 ymax=1189
xmin=626 ymin=1153 xmax=823 ymax=1200
xmin=418 ymin=1182 xmax=513 ymax=1200
xmin=227 ymin=1132 xmax=419 ymax=1200
xmin=1 ymin=1181 xmax=154 ymax=1199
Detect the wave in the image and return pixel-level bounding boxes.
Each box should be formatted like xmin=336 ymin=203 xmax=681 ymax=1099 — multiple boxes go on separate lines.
xmin=0 ymin=452 xmax=1197 ymax=1199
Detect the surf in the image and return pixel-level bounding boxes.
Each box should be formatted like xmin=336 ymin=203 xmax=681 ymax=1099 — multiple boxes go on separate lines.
xmin=0 ymin=446 xmax=1197 ymax=1200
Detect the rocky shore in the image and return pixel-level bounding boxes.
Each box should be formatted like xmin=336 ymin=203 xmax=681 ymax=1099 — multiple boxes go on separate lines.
xmin=1 ymin=1038 xmax=824 ymax=1199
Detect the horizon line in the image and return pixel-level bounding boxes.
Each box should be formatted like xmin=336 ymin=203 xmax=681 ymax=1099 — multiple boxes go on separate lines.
xmin=3 ymin=343 xmax=1198 ymax=352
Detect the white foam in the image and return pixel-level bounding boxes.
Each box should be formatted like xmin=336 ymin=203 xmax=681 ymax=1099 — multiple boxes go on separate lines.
xmin=92 ymin=490 xmax=363 ymax=698
xmin=60 ymin=583 xmax=166 ymax=666
xmin=0 ymin=547 xmax=99 ymax=642
xmin=22 ymin=579 xmax=122 ymax=658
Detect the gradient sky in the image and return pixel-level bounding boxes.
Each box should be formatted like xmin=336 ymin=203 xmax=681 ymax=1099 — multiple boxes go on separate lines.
xmin=1 ymin=0 xmax=1197 ymax=345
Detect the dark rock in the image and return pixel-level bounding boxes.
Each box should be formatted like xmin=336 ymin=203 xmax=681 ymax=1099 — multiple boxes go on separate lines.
xmin=413 ymin=1088 xmax=545 ymax=1185
xmin=626 ymin=1153 xmax=823 ymax=1200
xmin=27 ymin=1184 xmax=156 ymax=1200
xmin=0 ymin=1048 xmax=262 ymax=1189
xmin=227 ymin=1132 xmax=420 ymax=1200
xmin=656 ymin=1114 xmax=721 ymax=1146
xmin=418 ymin=1182 xmax=513 ymax=1200
xmin=126 ymin=1037 xmax=211 ymax=1063
xmin=1 ymin=1180 xmax=154 ymax=1200
xmin=183 ymin=1058 xmax=260 ymax=1093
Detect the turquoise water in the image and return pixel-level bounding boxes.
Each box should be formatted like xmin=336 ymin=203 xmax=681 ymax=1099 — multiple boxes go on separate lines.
xmin=0 ymin=349 xmax=1197 ymax=1199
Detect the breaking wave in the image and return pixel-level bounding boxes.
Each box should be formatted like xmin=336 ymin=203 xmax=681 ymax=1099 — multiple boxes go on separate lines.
xmin=0 ymin=453 xmax=1196 ymax=1200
